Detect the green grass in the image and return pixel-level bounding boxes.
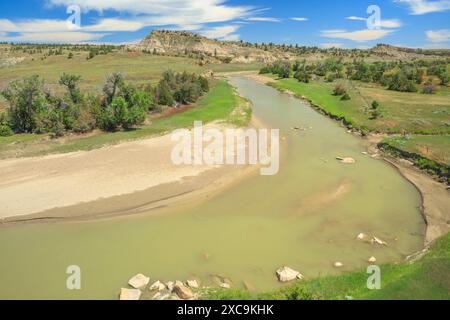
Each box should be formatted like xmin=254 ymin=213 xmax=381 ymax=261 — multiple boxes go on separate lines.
xmin=0 ymin=80 xmax=246 ymax=159
xmin=204 ymin=233 xmax=450 ymax=300
xmin=382 ymin=135 xmax=450 ymax=165
xmin=270 ymin=78 xmax=450 ymax=135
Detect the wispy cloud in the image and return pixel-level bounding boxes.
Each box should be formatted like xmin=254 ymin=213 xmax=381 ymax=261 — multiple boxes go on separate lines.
xmin=246 ymin=17 xmax=281 ymax=22
xmin=200 ymin=25 xmax=241 ymax=41
xmin=1 ymin=0 xmax=264 ymax=43
xmin=0 ymin=31 xmax=107 ymax=43
xmin=345 ymin=16 xmax=402 ymax=28
xmin=321 ymin=29 xmax=395 ymax=42
xmin=289 ymin=17 xmax=308 ymax=21
xmin=394 ymin=0 xmax=450 ymax=15
xmin=426 ymin=29 xmax=450 ymax=42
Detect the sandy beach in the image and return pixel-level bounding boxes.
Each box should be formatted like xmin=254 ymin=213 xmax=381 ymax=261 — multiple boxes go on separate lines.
xmin=0 ymin=123 xmax=256 ymax=221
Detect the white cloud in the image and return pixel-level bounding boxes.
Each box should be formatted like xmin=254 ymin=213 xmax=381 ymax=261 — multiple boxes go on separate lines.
xmin=345 ymin=16 xmax=402 ymax=28
xmin=2 ymin=0 xmax=265 ymax=43
xmin=247 ymin=17 xmax=281 ymax=22
xmin=0 ymin=32 xmax=106 ymax=43
xmin=200 ymin=25 xmax=240 ymax=41
xmin=289 ymin=17 xmax=308 ymax=21
xmin=321 ymin=29 xmax=395 ymax=42
xmin=394 ymin=0 xmax=450 ymax=15
xmin=346 ymin=16 xmax=367 ymax=21
xmin=47 ymin=0 xmax=256 ymax=26
xmin=321 ymin=42 xmax=344 ymax=48
xmin=380 ymin=19 xmax=403 ymax=28
xmin=426 ymin=29 xmax=450 ymax=42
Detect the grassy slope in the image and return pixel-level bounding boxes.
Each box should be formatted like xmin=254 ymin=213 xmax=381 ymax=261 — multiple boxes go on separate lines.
xmin=382 ymin=135 xmax=450 ymax=165
xmin=0 ymin=50 xmax=261 ymax=111
xmin=271 ymin=78 xmax=450 ymax=135
xmin=204 ymin=233 xmax=450 ymax=300
xmin=0 ymin=80 xmax=246 ymax=159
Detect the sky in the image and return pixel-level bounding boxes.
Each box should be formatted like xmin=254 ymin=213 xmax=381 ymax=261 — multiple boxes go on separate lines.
xmin=0 ymin=0 xmax=449 ymax=48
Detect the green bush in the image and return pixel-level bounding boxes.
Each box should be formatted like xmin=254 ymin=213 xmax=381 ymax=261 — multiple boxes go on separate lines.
xmin=340 ymin=93 xmax=351 ymax=100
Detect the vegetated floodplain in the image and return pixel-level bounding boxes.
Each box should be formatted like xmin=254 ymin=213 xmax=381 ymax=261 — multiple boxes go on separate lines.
xmin=270 ymin=78 xmax=450 ymax=135
xmin=0 ymin=80 xmax=245 ymax=159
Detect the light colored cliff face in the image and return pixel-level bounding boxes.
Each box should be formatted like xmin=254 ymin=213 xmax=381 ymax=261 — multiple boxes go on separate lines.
xmin=129 ymin=30 xmax=294 ymax=63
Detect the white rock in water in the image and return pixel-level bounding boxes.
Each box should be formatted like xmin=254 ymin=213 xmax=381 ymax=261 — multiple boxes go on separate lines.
xmin=128 ymin=274 xmax=150 ymax=289
xmin=149 ymin=280 xmax=166 ymax=291
xmin=357 ymin=233 xmax=368 ymax=241
xmin=276 ymin=266 xmax=301 ymax=282
xmin=371 ymin=236 xmax=388 ymax=246
xmin=368 ymin=256 xmax=377 ymax=263
xmin=334 ymin=262 xmax=344 ymax=268
xmin=186 ymin=279 xmax=199 ymax=288
xmin=120 ymin=288 xmax=141 ymax=300
xmin=220 ymin=283 xmax=231 ymax=289
xmin=341 ymin=157 xmax=356 ymax=164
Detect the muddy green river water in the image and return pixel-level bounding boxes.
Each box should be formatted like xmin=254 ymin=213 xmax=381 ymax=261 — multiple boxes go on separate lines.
xmin=0 ymin=78 xmax=425 ymax=299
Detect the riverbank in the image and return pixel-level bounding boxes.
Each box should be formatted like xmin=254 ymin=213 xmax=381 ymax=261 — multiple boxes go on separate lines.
xmin=0 ymin=79 xmax=256 ymax=223
xmin=243 ymin=72 xmax=450 ymax=246
xmin=0 ymin=123 xmax=257 ymax=222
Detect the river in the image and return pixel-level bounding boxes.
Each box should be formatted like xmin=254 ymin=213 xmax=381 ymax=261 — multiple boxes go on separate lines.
xmin=0 ymin=77 xmax=425 ymax=299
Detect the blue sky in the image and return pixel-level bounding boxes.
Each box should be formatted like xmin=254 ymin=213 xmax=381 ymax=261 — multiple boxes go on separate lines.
xmin=0 ymin=0 xmax=449 ymax=48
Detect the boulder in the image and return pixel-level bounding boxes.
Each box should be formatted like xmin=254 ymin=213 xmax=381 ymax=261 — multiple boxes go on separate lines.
xmin=119 ymin=288 xmax=141 ymax=300
xmin=356 ymin=233 xmax=368 ymax=241
xmin=368 ymin=256 xmax=377 ymax=264
xmin=173 ymin=283 xmax=194 ymax=300
xmin=276 ymin=266 xmax=302 ymax=282
xmin=334 ymin=262 xmax=344 ymax=268
xmin=186 ymin=279 xmax=199 ymax=288
xmin=128 ymin=274 xmax=150 ymax=289
xmin=371 ymin=236 xmax=388 ymax=246
xmin=149 ymin=280 xmax=166 ymax=291
xmin=220 ymin=283 xmax=231 ymax=289
xmin=165 ymin=281 xmax=175 ymax=292
xmin=339 ymin=157 xmax=356 ymax=164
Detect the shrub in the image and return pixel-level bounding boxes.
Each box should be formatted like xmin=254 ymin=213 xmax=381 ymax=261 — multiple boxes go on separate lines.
xmin=1 ymin=75 xmax=47 ymax=133
xmin=340 ymin=93 xmax=351 ymax=100
xmin=0 ymin=113 xmax=13 ymax=136
xmin=422 ymin=83 xmax=437 ymax=94
xmin=371 ymin=100 xmax=379 ymax=109
xmin=333 ymin=84 xmax=347 ymax=96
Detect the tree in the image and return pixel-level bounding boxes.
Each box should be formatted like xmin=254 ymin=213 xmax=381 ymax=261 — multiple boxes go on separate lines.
xmin=68 ymin=52 xmax=74 ymax=59
xmin=59 ymin=73 xmax=82 ymax=103
xmin=156 ymin=80 xmax=174 ymax=106
xmin=1 ymin=75 xmax=47 ymax=133
xmin=388 ymin=73 xmax=417 ymax=92
xmin=103 ymin=73 xmax=124 ymax=104
xmin=0 ymin=113 xmax=13 ymax=136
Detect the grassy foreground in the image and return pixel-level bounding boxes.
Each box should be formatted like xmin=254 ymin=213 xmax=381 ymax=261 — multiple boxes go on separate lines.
xmin=0 ymin=80 xmax=249 ymax=159
xmin=204 ymin=233 xmax=450 ymax=300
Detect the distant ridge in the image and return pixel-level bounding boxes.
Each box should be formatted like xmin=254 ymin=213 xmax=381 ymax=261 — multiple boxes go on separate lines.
xmin=128 ymin=30 xmax=450 ymax=63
